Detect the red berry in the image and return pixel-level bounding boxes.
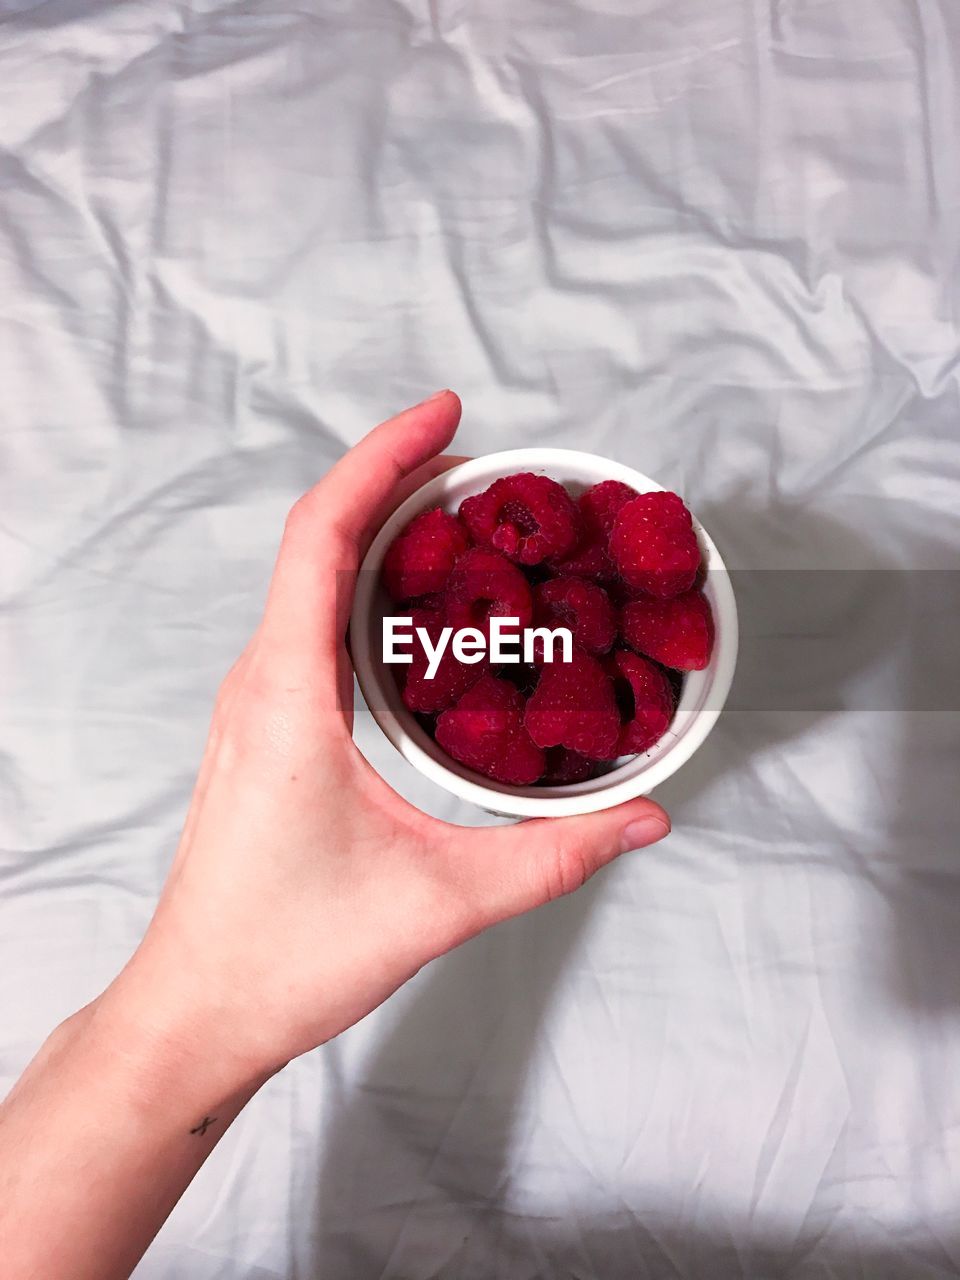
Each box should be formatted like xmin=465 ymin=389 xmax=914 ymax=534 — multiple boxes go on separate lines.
xmin=550 ymin=537 xmax=616 ymax=584
xmin=436 ymin=675 xmax=545 ymax=785
xmin=444 ymin=547 xmax=533 ymax=633
xmin=401 ymin=608 xmax=488 ymax=714
xmin=580 ymin=480 xmax=639 ymax=539
xmin=542 ymin=746 xmax=596 ymax=784
xmin=608 ymin=650 xmax=675 ymax=755
xmin=546 ymin=482 xmax=636 ymax=583
xmin=459 ymin=473 xmax=581 ymax=566
xmin=532 ymin=576 xmax=617 ymax=657
xmin=383 ymin=507 xmax=469 ymax=601
xmin=408 ymin=590 xmax=446 ymax=612
xmin=606 ymin=579 xmax=649 ymax=608
xmin=496 ymin=662 xmax=540 ymax=697
xmin=609 ymin=491 xmax=701 ymax=598
xmin=621 ymin=589 xmax=714 ymax=671
xmin=523 ymin=650 xmax=621 ymax=760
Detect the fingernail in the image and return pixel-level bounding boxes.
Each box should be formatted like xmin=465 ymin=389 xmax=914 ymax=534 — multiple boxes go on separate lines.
xmin=423 ymin=389 xmax=450 ymax=403
xmin=619 ymin=815 xmax=671 ymax=853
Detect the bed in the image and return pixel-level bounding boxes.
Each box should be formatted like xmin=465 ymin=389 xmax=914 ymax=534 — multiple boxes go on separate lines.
xmin=2 ymin=1 xmax=960 ymax=1276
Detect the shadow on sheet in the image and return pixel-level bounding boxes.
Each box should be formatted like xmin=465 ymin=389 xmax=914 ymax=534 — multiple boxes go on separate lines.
xmin=307 ymin=497 xmax=960 ymax=1280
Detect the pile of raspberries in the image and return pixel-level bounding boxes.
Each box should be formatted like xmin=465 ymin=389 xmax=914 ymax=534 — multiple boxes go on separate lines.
xmin=381 ymin=472 xmax=714 ymax=786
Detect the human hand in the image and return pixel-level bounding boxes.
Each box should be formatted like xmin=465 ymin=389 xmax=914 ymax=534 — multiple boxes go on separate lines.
xmin=108 ymin=392 xmax=670 ymax=1091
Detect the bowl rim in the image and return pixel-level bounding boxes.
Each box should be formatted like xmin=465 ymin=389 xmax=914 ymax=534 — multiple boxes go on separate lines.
xmin=350 ymin=447 xmax=739 ymax=817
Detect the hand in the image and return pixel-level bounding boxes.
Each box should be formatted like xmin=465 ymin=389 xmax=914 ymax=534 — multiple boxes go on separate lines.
xmin=0 ymin=392 xmax=672 ymax=1280
xmin=111 ymin=391 xmax=671 ymax=1089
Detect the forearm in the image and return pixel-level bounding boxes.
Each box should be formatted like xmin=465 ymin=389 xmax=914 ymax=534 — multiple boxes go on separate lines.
xmin=0 ymin=975 xmax=269 ymax=1280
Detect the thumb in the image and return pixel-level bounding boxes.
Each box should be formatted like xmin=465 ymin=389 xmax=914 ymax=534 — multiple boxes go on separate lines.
xmin=258 ymin=389 xmax=461 ymax=670
xmin=460 ymin=798 xmax=671 ymax=926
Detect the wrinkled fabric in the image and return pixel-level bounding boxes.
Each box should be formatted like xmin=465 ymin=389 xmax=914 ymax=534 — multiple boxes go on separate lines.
xmin=2 ymin=2 xmax=960 ymax=1278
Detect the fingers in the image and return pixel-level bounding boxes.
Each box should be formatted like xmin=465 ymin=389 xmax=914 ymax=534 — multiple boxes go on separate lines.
xmin=259 ymin=390 xmax=462 ymax=674
xmin=454 ymin=798 xmax=671 ymax=927
xmin=323 ymin=390 xmax=462 ymax=550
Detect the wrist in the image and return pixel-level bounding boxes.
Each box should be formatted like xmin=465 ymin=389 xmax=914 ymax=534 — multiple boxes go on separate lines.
xmin=90 ymin=952 xmax=280 ymax=1111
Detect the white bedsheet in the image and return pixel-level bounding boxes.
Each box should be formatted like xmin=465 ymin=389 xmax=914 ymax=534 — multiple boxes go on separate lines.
xmin=3 ymin=2 xmax=960 ymax=1277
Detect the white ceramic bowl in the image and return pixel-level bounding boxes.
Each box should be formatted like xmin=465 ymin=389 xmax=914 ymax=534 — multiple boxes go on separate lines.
xmin=350 ymin=448 xmax=738 ymax=818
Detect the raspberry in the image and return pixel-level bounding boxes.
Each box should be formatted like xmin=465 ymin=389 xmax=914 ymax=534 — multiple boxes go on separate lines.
xmin=621 ymin=589 xmax=714 ymax=671
xmin=444 ymin=548 xmax=532 ymax=633
xmin=532 ymin=576 xmax=617 ymax=657
xmin=550 ymin=538 xmax=616 ymax=584
xmin=542 ymin=746 xmax=596 ymax=784
xmin=607 ymin=579 xmax=649 ymax=608
xmin=401 ymin=607 xmax=488 ymax=714
xmin=496 ymin=662 xmax=540 ymax=697
xmin=408 ymin=590 xmax=446 ymax=612
xmin=548 ymin=482 xmax=638 ymax=583
xmin=523 ymin=650 xmax=621 ymax=760
xmin=459 ymin=473 xmax=581 ymax=566
xmin=608 ymin=649 xmax=675 ymax=754
xmin=609 ymin=491 xmax=701 ymax=598
xmin=580 ymin=480 xmax=639 ymax=539
xmin=382 ymin=507 xmax=469 ymax=602
xmin=435 ymin=675 xmax=545 ymax=785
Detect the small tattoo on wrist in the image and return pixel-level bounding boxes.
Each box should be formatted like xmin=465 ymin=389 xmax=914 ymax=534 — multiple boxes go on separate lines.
xmin=190 ymin=1116 xmax=217 ymax=1136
